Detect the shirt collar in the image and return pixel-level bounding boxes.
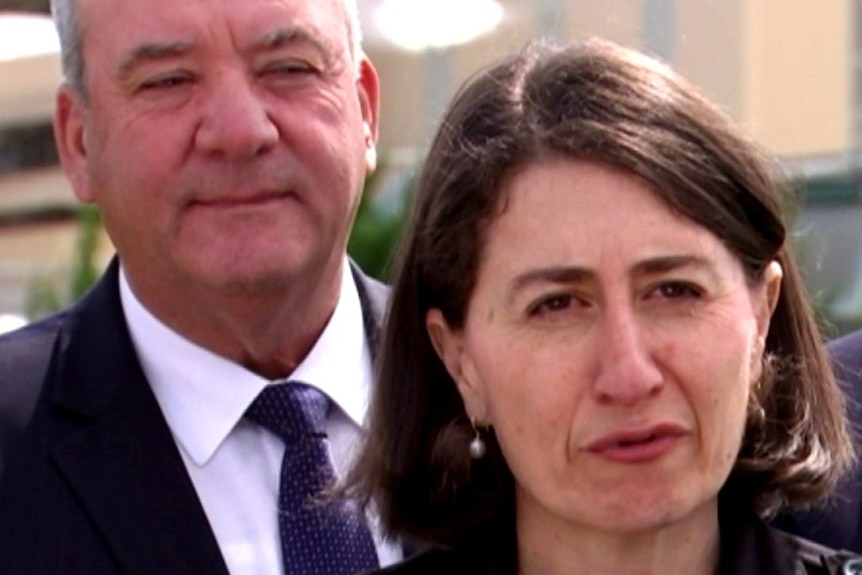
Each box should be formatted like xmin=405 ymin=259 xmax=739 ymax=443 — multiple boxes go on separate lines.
xmin=120 ymin=260 xmax=373 ymax=466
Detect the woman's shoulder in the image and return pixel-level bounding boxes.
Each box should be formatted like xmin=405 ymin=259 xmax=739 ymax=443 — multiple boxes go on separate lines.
xmin=719 ymin=499 xmax=861 ymax=575
xmin=775 ymin=530 xmax=862 ymax=575
xmin=366 ymin=549 xmax=465 ymax=575
xmin=365 ymin=545 xmax=506 ymax=575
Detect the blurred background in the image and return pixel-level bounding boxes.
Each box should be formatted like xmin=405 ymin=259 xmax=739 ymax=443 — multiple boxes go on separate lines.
xmin=0 ymin=0 xmax=860 ymax=334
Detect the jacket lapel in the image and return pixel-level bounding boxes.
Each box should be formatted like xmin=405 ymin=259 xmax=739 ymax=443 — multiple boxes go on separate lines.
xmin=47 ymin=260 xmax=229 ymax=575
xmin=350 ymin=261 xmax=389 ymax=361
xmin=46 ymin=260 xmax=386 ymax=574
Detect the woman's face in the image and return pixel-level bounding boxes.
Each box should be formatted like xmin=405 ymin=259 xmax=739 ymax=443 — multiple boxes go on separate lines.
xmin=427 ymin=157 xmax=781 ymax=534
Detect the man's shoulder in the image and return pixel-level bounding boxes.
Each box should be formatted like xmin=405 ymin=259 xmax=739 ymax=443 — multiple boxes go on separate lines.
xmin=0 ymin=310 xmax=70 ymax=413
xmin=0 ymin=310 xmax=66 ymax=344
xmin=0 ymin=260 xmax=120 ymax=387
xmin=0 ymin=311 xmax=67 ymax=376
xmin=0 ymin=311 xmax=70 ymax=475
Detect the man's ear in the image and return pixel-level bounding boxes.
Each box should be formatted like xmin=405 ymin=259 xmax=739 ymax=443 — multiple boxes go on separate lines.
xmin=355 ymin=56 xmax=380 ymax=174
xmin=54 ymin=84 xmax=94 ymax=203
xmin=426 ymin=308 xmax=489 ymax=423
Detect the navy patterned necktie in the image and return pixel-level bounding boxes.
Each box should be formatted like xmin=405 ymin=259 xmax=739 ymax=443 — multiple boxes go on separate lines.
xmin=245 ymin=382 xmax=380 ymax=575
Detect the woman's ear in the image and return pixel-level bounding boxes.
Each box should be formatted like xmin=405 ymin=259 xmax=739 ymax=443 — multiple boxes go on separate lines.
xmin=756 ymin=261 xmax=783 ymax=341
xmin=426 ymin=308 xmax=489 ymax=422
xmin=751 ymin=261 xmax=783 ymax=378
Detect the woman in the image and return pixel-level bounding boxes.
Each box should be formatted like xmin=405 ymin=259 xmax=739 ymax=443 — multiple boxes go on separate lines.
xmin=349 ymin=40 xmax=859 ymax=574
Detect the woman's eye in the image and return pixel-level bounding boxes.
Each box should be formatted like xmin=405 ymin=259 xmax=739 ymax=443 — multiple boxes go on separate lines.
xmin=652 ymin=282 xmax=702 ymax=300
xmin=529 ymin=294 xmax=577 ymax=316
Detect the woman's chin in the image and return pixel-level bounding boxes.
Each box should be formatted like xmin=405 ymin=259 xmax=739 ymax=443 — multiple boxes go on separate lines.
xmin=526 ymin=485 xmax=718 ymax=537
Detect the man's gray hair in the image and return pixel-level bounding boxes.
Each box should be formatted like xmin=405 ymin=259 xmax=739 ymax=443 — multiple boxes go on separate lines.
xmin=342 ymin=0 xmax=364 ymax=64
xmin=50 ymin=0 xmax=85 ymax=96
xmin=50 ymin=0 xmax=364 ymax=98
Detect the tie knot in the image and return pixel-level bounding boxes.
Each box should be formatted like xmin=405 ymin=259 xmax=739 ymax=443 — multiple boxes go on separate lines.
xmin=245 ymin=382 xmax=330 ymax=442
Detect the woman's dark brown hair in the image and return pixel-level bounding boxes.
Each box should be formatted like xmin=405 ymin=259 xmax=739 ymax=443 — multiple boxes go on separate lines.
xmin=347 ymin=39 xmax=854 ymax=548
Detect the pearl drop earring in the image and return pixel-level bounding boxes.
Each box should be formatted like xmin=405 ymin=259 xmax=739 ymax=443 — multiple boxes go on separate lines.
xmin=469 ymin=418 xmax=486 ymax=459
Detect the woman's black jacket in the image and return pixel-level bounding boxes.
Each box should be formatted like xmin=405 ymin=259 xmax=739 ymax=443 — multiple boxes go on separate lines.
xmin=369 ymin=501 xmax=862 ymax=575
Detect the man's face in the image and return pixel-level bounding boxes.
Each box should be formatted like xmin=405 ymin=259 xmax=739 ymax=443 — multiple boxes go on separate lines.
xmin=55 ymin=0 xmax=378 ymax=298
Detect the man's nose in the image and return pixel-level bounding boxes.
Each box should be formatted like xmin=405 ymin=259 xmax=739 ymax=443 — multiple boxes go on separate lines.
xmin=195 ymin=76 xmax=279 ymax=160
xmin=592 ymin=305 xmax=664 ymax=405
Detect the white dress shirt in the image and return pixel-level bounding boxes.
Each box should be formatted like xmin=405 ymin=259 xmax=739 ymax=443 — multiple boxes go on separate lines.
xmin=120 ymin=262 xmax=401 ymax=574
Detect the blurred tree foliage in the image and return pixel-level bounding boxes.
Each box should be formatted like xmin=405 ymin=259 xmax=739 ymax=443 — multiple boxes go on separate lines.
xmin=347 ymin=156 xmax=414 ymax=280
xmin=70 ymin=204 xmax=101 ymax=299
xmin=25 ymin=204 xmax=101 ymax=318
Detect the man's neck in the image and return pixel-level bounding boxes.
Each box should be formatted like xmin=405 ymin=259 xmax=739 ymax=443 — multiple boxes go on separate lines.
xmin=122 ymin=260 xmax=345 ymax=380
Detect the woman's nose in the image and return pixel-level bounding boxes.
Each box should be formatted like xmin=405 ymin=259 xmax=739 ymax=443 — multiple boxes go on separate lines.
xmin=592 ymin=306 xmax=664 ymax=405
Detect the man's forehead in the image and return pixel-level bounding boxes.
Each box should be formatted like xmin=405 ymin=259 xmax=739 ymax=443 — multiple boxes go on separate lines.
xmin=77 ymin=0 xmax=351 ymax=51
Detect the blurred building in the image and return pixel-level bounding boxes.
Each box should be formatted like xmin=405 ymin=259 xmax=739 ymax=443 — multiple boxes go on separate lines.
xmin=0 ymin=0 xmax=860 ymax=326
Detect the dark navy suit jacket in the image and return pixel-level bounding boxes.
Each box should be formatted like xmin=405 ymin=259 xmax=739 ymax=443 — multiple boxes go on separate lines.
xmin=0 ymin=258 xmax=388 ymax=574
xmin=775 ymin=329 xmax=862 ymax=552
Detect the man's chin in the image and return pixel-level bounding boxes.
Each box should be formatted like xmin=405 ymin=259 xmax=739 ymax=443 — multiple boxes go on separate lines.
xmin=202 ymin=268 xmax=300 ymax=296
xmin=192 ymin=256 xmax=327 ymax=295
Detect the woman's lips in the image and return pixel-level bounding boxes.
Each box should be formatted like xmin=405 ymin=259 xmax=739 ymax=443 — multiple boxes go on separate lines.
xmin=583 ymin=423 xmax=688 ymax=463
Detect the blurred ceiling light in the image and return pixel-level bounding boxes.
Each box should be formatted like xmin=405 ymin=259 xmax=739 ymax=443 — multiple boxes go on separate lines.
xmin=376 ymin=0 xmax=503 ymax=52
xmin=0 ymin=13 xmax=59 ymax=62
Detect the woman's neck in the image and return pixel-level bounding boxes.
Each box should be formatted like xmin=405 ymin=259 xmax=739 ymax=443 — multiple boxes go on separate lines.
xmin=515 ymin=496 xmax=720 ymax=575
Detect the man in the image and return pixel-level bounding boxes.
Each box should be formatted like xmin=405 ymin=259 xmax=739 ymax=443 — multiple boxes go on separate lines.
xmin=776 ymin=330 xmax=862 ymax=553
xmin=0 ymin=0 xmax=398 ymax=572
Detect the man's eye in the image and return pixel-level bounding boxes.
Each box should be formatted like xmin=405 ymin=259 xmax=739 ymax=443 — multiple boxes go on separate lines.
xmin=140 ymin=75 xmax=191 ymax=90
xmin=262 ymin=61 xmax=317 ymax=76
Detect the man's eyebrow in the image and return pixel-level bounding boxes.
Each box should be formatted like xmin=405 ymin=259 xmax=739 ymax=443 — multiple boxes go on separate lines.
xmin=117 ymin=41 xmax=194 ymax=80
xmin=253 ymin=27 xmax=333 ymax=60
xmin=251 ymin=26 xmax=335 ymax=63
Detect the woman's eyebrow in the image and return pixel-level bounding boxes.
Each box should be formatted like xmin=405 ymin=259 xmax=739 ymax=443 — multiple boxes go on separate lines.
xmin=633 ymin=254 xmax=722 ymax=283
xmin=506 ymin=255 xmax=722 ymax=299
xmin=507 ymin=266 xmax=592 ymax=300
